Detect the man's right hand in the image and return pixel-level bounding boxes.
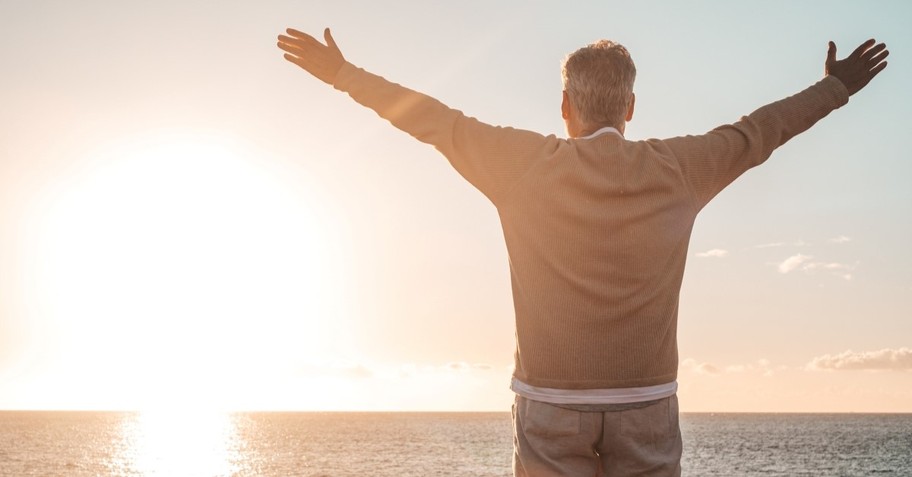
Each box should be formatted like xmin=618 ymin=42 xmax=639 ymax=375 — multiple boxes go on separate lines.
xmin=825 ymin=39 xmax=888 ymax=96
xmin=278 ymin=27 xmax=345 ymax=85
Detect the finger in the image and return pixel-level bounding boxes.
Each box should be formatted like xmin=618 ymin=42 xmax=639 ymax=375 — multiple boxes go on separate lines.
xmin=860 ymin=43 xmax=886 ymax=61
xmin=849 ymin=39 xmax=876 ymax=59
xmin=278 ymin=36 xmax=328 ymax=62
xmin=868 ymin=49 xmax=889 ymax=67
xmin=870 ymin=61 xmax=888 ymax=77
xmin=827 ymin=41 xmax=837 ymax=65
xmin=277 ymin=41 xmax=308 ymax=58
xmin=285 ymin=28 xmax=316 ymax=41
xmin=278 ymin=34 xmax=322 ymax=50
xmin=324 ymin=28 xmax=339 ymax=52
xmin=283 ymin=53 xmax=313 ymax=71
xmin=857 ymin=61 xmax=888 ymax=91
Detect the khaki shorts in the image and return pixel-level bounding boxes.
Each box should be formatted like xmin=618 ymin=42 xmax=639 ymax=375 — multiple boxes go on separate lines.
xmin=512 ymin=394 xmax=682 ymax=476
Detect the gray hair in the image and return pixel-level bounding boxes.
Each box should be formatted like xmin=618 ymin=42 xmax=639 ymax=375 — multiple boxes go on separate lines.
xmin=561 ymin=40 xmax=636 ymax=128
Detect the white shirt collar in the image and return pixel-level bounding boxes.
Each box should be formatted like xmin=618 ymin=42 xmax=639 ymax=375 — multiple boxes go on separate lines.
xmin=579 ymin=126 xmax=623 ymax=140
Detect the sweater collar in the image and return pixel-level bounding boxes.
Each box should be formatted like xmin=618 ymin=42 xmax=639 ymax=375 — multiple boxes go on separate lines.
xmin=579 ymin=126 xmax=623 ymax=140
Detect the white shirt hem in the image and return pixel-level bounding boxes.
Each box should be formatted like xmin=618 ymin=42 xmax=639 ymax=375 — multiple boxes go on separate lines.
xmin=511 ymin=378 xmax=677 ymax=405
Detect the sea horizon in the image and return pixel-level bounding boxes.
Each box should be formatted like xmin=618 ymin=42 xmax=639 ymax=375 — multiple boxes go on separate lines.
xmin=3 ymin=410 xmax=910 ymax=476
xmin=3 ymin=408 xmax=911 ymax=415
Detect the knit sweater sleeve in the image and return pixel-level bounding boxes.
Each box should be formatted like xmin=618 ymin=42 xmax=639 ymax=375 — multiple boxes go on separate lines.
xmin=333 ymin=62 xmax=561 ymax=204
xmin=663 ymin=75 xmax=850 ymax=209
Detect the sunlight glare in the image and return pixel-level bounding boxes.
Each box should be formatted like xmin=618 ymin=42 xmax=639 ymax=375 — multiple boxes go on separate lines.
xmin=120 ymin=409 xmax=239 ymax=476
xmin=24 ymin=131 xmax=352 ymax=410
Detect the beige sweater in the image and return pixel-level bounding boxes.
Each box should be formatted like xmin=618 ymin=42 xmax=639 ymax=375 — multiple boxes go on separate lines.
xmin=334 ymin=63 xmax=849 ymax=389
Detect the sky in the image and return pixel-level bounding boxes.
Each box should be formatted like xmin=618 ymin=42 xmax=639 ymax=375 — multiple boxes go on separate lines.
xmin=0 ymin=0 xmax=910 ymax=412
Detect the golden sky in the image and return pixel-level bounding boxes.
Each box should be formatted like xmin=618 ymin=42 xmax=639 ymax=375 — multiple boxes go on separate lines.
xmin=1 ymin=0 xmax=910 ymax=412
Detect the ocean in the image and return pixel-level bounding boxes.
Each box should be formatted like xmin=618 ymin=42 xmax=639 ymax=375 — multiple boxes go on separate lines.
xmin=1 ymin=411 xmax=910 ymax=476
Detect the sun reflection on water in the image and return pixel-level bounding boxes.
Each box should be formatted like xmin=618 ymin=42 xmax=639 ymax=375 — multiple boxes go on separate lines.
xmin=119 ymin=410 xmax=240 ymax=476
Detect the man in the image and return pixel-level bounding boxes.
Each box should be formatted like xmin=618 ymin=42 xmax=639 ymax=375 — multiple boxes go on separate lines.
xmin=277 ymin=28 xmax=887 ymax=476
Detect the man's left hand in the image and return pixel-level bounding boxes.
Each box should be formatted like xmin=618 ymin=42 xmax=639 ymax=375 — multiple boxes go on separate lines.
xmin=278 ymin=27 xmax=345 ymax=85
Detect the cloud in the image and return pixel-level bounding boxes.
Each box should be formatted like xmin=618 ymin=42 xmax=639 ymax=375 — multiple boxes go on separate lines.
xmin=681 ymin=358 xmax=721 ymax=375
xmin=775 ymin=254 xmax=855 ymax=280
xmin=804 ymin=262 xmax=853 ymax=271
xmin=803 ymin=262 xmax=854 ymax=281
xmin=298 ymin=362 xmax=374 ymax=379
xmin=696 ymin=248 xmax=729 ymax=258
xmin=754 ymin=239 xmax=809 ymax=249
xmin=807 ymin=348 xmax=912 ymax=371
xmin=295 ymin=360 xmax=500 ymax=382
xmin=724 ymin=359 xmax=775 ymax=377
xmin=447 ymin=362 xmax=469 ymax=371
xmin=778 ymin=254 xmax=813 ymax=273
xmin=445 ymin=362 xmax=494 ymax=372
xmin=696 ymin=363 xmax=721 ymax=375
xmin=342 ymin=365 xmax=374 ymax=379
xmin=683 ymin=358 xmax=775 ymax=377
xmin=828 ymin=235 xmax=852 ymax=244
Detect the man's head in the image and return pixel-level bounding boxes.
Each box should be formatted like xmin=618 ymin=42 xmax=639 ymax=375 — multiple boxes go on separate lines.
xmin=561 ymin=40 xmax=636 ymax=137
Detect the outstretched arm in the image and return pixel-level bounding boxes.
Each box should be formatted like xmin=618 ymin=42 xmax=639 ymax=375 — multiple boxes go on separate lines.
xmin=826 ymin=39 xmax=889 ymax=96
xmin=667 ymin=39 xmax=887 ymax=208
xmin=275 ymin=27 xmax=558 ymax=205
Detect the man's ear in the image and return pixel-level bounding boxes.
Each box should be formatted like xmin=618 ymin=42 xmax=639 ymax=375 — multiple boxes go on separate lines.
xmin=626 ymin=93 xmax=636 ymax=122
xmin=562 ymin=91 xmax=570 ymax=120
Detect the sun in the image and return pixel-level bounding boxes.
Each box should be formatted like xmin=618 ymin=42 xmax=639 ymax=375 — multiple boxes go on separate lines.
xmin=24 ymin=130 xmax=352 ymax=410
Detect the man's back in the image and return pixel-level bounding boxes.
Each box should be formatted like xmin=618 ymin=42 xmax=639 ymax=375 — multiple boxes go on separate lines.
xmin=500 ymin=129 xmax=694 ymax=389
xmin=494 ymin=76 xmax=849 ymax=390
